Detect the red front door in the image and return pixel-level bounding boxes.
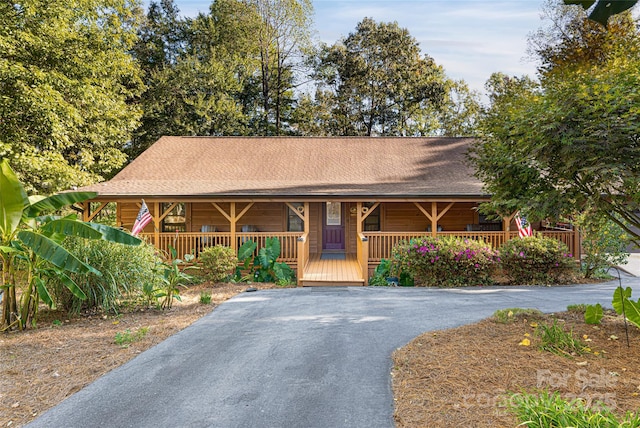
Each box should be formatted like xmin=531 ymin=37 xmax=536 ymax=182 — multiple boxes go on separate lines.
xmin=323 ymin=202 xmax=345 ymax=251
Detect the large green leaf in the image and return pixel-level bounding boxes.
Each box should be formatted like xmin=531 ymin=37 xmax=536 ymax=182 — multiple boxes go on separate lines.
xmin=264 ymin=237 xmax=281 ymax=263
xmin=238 ymin=240 xmax=257 ymax=262
xmin=612 ymin=286 xmax=640 ymax=328
xmin=57 ymin=272 xmax=87 ymax=301
xmin=26 ymin=192 xmax=97 ymax=218
xmin=41 ymin=219 xmax=104 ymax=240
xmin=584 ymin=303 xmax=603 ymax=324
xmin=16 ymin=230 xmax=101 ymax=276
xmin=0 ymin=160 xmax=28 ymax=241
xmin=86 ymin=223 xmax=142 ymax=245
xmin=34 ymin=277 xmax=54 ymax=308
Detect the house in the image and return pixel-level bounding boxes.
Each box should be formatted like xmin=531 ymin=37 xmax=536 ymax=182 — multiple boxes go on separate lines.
xmin=78 ymin=136 xmax=579 ymax=285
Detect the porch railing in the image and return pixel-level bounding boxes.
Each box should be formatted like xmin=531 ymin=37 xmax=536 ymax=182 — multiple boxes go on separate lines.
xmin=363 ymin=230 xmax=579 ymax=263
xmin=139 ymin=232 xmax=302 ymax=262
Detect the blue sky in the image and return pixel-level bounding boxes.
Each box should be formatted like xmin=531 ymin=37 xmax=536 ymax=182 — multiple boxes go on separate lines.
xmin=150 ymin=1 xmax=548 ymax=96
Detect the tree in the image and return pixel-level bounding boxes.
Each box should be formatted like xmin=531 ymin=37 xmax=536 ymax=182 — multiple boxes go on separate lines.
xmin=0 ymin=0 xmax=144 ymax=194
xmin=436 ymin=80 xmax=481 ymax=137
xmin=244 ymin=0 xmax=314 ymax=135
xmin=0 ymin=160 xmax=142 ymax=330
xmin=314 ymin=18 xmax=446 ymax=136
xmin=530 ymin=0 xmax=638 ymax=78
xmin=471 ymin=20 xmax=640 ymax=243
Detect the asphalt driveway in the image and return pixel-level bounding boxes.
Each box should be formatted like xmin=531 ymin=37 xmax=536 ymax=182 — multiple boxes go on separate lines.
xmin=28 ymin=275 xmax=640 ymax=428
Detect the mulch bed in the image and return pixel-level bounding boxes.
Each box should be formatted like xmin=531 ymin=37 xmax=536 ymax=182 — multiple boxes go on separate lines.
xmin=392 ymin=310 xmax=640 ymax=427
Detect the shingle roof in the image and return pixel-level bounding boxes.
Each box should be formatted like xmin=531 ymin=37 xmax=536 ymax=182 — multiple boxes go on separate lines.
xmin=82 ymin=136 xmax=486 ymax=198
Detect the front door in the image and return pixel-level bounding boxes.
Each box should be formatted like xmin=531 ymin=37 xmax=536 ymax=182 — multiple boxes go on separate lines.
xmin=323 ymin=202 xmax=345 ymax=251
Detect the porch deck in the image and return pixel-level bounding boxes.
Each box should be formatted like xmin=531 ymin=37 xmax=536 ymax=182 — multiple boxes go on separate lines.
xmin=299 ymin=253 xmax=365 ymax=287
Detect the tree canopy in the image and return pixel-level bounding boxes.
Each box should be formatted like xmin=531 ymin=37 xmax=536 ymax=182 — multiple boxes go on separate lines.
xmin=311 ymin=18 xmax=447 ymax=136
xmin=471 ymin=4 xmax=640 ymax=242
xmin=0 ymin=0 xmax=144 ymax=193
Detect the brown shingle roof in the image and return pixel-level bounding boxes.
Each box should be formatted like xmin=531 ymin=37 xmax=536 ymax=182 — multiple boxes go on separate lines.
xmin=82 ymin=136 xmax=485 ymax=198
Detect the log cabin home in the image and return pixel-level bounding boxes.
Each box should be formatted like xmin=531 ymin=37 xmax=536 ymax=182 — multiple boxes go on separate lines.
xmin=78 ymin=136 xmax=579 ymax=286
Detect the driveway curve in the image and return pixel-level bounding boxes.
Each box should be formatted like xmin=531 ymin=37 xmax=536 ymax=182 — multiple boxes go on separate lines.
xmin=28 ymin=276 xmax=640 ymax=428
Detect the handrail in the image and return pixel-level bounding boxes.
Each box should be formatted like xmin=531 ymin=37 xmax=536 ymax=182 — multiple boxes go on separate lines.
xmin=296 ymin=233 xmax=309 ymax=286
xmin=357 ymin=232 xmax=369 ymax=285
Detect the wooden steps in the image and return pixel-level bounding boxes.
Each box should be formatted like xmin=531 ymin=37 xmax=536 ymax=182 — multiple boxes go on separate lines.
xmin=299 ymin=253 xmax=365 ymax=287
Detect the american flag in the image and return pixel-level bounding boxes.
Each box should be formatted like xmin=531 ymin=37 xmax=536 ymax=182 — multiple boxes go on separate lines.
xmin=515 ymin=213 xmax=533 ymax=238
xmin=131 ymin=200 xmax=153 ymax=236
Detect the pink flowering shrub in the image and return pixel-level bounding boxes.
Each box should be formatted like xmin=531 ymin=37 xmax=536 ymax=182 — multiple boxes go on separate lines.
xmin=391 ymin=236 xmax=500 ymax=287
xmin=499 ymin=235 xmax=577 ymax=285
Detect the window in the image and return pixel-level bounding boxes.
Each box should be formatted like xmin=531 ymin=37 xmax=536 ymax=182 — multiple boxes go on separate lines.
xmin=161 ymin=203 xmax=186 ymax=232
xmin=363 ymin=202 xmax=380 ymax=231
xmin=326 ymin=202 xmax=341 ymax=226
xmin=288 ymin=203 xmax=304 ymax=232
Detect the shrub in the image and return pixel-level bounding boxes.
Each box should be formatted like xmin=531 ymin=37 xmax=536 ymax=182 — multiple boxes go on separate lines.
xmin=199 ymin=245 xmax=238 ymax=283
xmin=499 ymin=235 xmax=576 ymax=285
xmin=50 ymin=238 xmax=163 ymax=314
xmin=576 ymin=213 xmax=630 ymax=278
xmin=392 ymin=236 xmax=499 ymax=287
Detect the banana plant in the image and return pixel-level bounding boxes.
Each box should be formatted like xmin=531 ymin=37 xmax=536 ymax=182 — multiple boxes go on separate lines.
xmin=0 ymin=160 xmax=142 ymax=330
xmin=564 ymin=0 xmax=638 ymax=26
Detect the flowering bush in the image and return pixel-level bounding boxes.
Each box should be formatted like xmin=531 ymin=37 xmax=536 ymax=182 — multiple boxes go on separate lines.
xmin=499 ymin=235 xmax=576 ymax=285
xmin=391 ymin=236 xmax=500 ymax=287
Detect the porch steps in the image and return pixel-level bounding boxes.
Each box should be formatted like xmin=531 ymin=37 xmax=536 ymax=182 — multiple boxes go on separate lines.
xmin=299 ymin=253 xmax=365 ymax=287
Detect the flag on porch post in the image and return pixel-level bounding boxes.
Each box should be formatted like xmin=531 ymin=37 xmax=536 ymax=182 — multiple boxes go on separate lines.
xmin=132 ymin=200 xmax=153 ymax=236
xmin=515 ymin=212 xmax=533 ymax=238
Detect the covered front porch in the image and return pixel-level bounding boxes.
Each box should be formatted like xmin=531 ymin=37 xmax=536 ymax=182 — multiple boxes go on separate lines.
xmin=82 ymin=199 xmax=580 ymax=286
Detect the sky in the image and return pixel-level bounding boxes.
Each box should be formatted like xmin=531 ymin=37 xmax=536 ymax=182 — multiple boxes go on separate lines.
xmin=149 ymin=0 xmax=550 ymax=96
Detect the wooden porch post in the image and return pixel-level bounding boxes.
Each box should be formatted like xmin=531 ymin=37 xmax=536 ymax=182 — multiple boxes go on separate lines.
xmin=430 ymin=203 xmax=438 ymax=237
xmin=573 ymin=224 xmax=581 ymax=260
xmin=503 ymin=212 xmax=517 ymax=244
xmin=230 ymin=202 xmax=237 ymax=252
xmin=80 ymin=202 xmax=90 ymax=222
xmin=153 ymin=202 xmax=160 ymax=247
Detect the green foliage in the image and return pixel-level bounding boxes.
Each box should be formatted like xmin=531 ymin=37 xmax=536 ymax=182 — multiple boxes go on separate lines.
xmin=567 ymin=303 xmax=588 ymax=313
xmin=114 ymin=327 xmax=149 ymax=348
xmin=392 ymin=236 xmax=499 ymax=287
xmin=492 ymin=308 xmax=544 ymax=324
xmin=508 ymin=390 xmax=640 ymax=427
xmin=612 ymin=287 xmax=640 ymax=329
xmin=369 ymin=258 xmax=414 ymax=287
xmin=253 ymin=238 xmax=294 ymax=283
xmin=0 ymin=0 xmax=144 ymax=194
xmin=369 ymin=259 xmax=393 ymax=286
xmin=576 ymin=211 xmax=630 ymax=278
xmin=0 ymin=160 xmax=141 ymax=330
xmin=585 ymin=303 xmax=604 ymax=325
xmin=536 ymin=320 xmax=587 ymax=358
xmin=50 ymin=238 xmax=163 ymax=314
xmin=472 ymin=13 xmax=640 ymax=245
xmin=234 ymin=238 xmax=294 ymax=283
xmin=314 ymin=17 xmax=447 ymax=136
xmin=499 ymin=235 xmax=576 ymax=285
xmin=157 ymin=246 xmax=197 ymax=310
xmin=199 ymin=290 xmax=212 ymax=304
xmin=199 ymin=245 xmax=238 ymax=283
